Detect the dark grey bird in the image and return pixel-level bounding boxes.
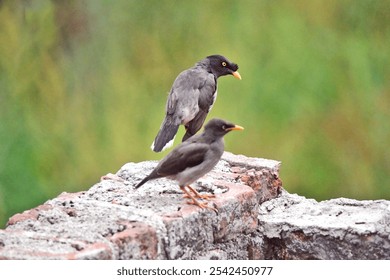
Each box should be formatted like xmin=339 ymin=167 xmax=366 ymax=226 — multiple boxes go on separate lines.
xmin=151 ymin=55 xmax=241 ymax=152
xmin=137 ymin=118 xmax=244 ymax=211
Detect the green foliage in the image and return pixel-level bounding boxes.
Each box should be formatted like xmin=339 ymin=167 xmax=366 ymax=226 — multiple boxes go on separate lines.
xmin=1 ymin=0 xmax=389 ymax=227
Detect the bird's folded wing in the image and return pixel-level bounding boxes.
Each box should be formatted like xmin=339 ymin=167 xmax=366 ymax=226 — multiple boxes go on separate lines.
xmin=156 ymin=143 xmax=209 ymax=176
xmin=167 ymin=69 xmax=213 ymax=112
xmin=197 ymin=80 xmax=216 ymax=111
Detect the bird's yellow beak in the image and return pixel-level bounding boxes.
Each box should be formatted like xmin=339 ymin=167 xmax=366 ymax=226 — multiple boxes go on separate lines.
xmin=232 ymin=71 xmax=241 ymax=80
xmin=228 ymin=125 xmax=244 ymax=131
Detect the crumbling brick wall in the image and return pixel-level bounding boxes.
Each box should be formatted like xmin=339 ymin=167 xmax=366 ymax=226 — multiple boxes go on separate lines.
xmin=1 ymin=152 xmax=389 ymax=260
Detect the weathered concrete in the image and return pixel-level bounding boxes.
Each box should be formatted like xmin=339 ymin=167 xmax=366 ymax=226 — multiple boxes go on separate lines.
xmin=0 ymin=152 xmax=282 ymax=259
xmin=0 ymin=152 xmax=389 ymax=260
xmin=258 ymin=191 xmax=390 ymax=259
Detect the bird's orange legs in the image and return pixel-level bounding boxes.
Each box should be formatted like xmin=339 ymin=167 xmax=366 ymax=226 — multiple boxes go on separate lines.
xmin=180 ymin=185 xmax=217 ymax=213
xmin=186 ymin=185 xmax=216 ymax=200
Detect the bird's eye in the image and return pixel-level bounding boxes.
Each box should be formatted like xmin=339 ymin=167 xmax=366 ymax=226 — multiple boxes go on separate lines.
xmin=222 ymin=125 xmax=226 ymax=130
xmin=222 ymin=61 xmax=227 ymax=67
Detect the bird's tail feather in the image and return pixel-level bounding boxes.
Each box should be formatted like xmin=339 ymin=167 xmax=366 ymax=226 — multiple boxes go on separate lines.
xmin=151 ymin=116 xmax=180 ymax=152
xmin=135 ymin=169 xmax=160 ymax=189
xmin=134 ymin=176 xmax=149 ymax=189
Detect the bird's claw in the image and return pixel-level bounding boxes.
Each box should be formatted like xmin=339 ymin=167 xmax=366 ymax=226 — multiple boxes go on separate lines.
xmin=182 ymin=193 xmax=215 ymax=200
xmin=180 ymin=185 xmax=218 ymax=213
xmin=185 ymin=200 xmax=218 ymax=213
xmin=185 ymin=185 xmax=215 ymax=200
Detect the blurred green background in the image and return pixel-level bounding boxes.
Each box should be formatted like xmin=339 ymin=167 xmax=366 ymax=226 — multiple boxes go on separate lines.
xmin=0 ymin=0 xmax=389 ymax=228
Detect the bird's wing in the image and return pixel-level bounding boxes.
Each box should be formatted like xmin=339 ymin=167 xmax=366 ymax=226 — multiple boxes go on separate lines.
xmin=182 ymin=73 xmax=215 ymax=139
xmin=156 ymin=141 xmax=209 ymax=177
xmin=166 ymin=87 xmax=178 ymax=115
xmin=197 ymin=74 xmax=217 ymax=112
xmin=166 ymin=69 xmax=214 ymax=118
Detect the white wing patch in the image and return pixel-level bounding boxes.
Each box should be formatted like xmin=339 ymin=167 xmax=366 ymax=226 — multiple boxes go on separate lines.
xmin=150 ymin=141 xmax=155 ymax=151
xmin=150 ymin=135 xmax=176 ymax=152
xmin=162 ymin=137 xmax=175 ymax=151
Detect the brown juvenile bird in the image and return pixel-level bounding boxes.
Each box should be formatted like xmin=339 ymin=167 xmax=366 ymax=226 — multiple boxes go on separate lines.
xmin=136 ymin=118 xmax=243 ymax=211
xmin=151 ymin=55 xmax=241 ymax=152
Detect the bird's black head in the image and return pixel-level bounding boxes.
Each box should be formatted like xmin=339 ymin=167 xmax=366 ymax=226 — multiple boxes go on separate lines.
xmin=204 ymin=118 xmax=244 ymax=138
xmin=206 ymin=55 xmax=241 ymax=80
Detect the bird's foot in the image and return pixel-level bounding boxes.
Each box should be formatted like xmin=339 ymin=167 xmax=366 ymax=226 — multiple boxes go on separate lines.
xmin=184 ymin=185 xmax=215 ymax=200
xmin=180 ymin=186 xmax=218 ymax=213
xmin=182 ymin=193 xmax=215 ymax=200
xmin=185 ymin=199 xmax=218 ymax=213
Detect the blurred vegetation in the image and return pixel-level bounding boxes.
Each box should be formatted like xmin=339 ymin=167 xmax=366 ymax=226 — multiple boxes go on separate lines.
xmin=0 ymin=0 xmax=389 ymax=227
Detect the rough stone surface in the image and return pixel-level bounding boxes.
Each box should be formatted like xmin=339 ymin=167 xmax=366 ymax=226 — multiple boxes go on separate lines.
xmin=0 ymin=152 xmax=281 ymax=260
xmin=258 ymin=191 xmax=390 ymax=259
xmin=0 ymin=152 xmax=389 ymax=260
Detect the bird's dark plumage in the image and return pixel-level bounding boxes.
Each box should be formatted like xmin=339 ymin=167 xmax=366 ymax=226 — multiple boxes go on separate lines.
xmin=137 ymin=118 xmax=244 ymax=211
xmin=151 ymin=55 xmax=241 ymax=152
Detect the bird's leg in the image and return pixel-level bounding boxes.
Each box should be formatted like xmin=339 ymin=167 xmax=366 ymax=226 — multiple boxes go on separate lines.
xmin=185 ymin=185 xmax=215 ymax=200
xmin=180 ymin=186 xmax=218 ymax=213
